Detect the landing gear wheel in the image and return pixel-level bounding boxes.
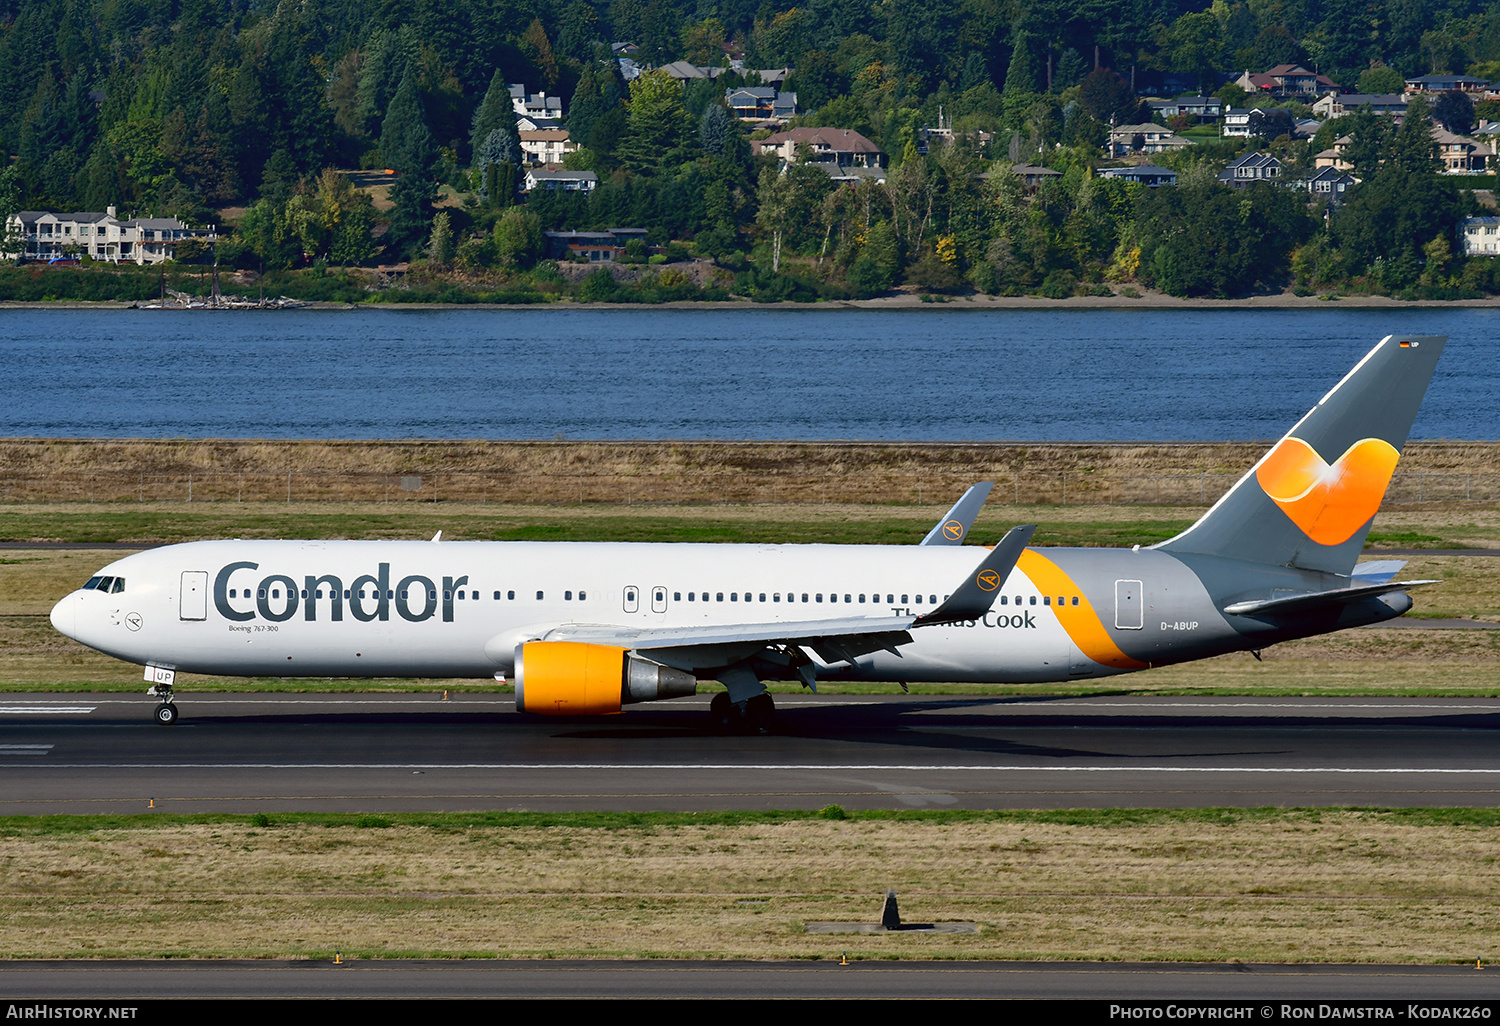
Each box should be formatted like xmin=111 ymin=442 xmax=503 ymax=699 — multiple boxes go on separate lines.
xmin=154 ymin=703 xmax=179 ymax=726
xmin=744 ymin=694 xmax=776 ymax=736
xmin=709 ymin=692 xmax=738 ymax=734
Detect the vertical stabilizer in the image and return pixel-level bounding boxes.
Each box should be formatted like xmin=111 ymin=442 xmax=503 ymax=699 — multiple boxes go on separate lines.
xmin=1155 ymin=336 xmax=1445 ymax=574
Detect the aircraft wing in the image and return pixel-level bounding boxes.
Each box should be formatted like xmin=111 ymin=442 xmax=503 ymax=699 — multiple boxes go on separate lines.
xmin=508 ymin=524 xmax=1037 ymax=673
xmin=920 ymin=482 xmax=994 ymax=545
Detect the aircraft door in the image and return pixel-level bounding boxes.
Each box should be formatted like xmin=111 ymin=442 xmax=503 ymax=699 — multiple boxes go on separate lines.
xmin=180 ymin=571 xmax=208 ymax=621
xmin=651 ymin=586 xmax=668 ymax=613
xmin=623 ymin=586 xmax=640 ymax=613
xmin=1114 ymin=579 xmax=1143 ymax=630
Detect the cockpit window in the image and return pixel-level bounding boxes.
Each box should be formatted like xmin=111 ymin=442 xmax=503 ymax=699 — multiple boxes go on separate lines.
xmin=84 ymin=576 xmax=103 ymax=590
xmin=110 ymin=578 xmax=125 ymax=593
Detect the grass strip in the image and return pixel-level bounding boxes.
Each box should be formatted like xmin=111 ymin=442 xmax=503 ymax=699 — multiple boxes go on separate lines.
xmin=7 ymin=806 xmax=1500 ymax=834
xmin=5 ymin=807 xmax=1500 ymax=962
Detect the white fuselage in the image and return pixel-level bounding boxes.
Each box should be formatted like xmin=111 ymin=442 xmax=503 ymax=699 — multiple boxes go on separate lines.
xmin=49 ymin=539 xmax=1195 ymax=684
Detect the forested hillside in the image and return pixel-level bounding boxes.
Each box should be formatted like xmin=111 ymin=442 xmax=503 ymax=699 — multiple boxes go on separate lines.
xmin=3 ymin=0 xmax=1499 ymax=301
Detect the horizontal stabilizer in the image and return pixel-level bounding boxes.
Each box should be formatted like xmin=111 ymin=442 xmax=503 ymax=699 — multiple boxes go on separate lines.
xmin=1223 ymin=579 xmax=1440 ymax=617
xmin=914 ymin=524 xmax=1035 ymax=627
xmin=921 ymin=482 xmax=994 ymax=545
xmin=1351 ymin=560 xmax=1407 ymax=584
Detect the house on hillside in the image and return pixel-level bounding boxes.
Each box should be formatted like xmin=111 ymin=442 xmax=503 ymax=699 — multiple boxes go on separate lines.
xmin=1006 ymin=163 xmax=1062 ymax=191
xmin=1147 ymin=96 xmax=1223 ymax=122
xmin=754 ymin=127 xmax=886 ymax=169
xmin=543 ymin=227 xmax=649 ymax=262
xmin=522 ymin=168 xmax=597 ymax=192
xmin=519 ymin=128 xmax=576 ymax=166
xmin=1431 ymin=126 xmax=1493 ymax=173
xmin=509 ymin=84 xmax=562 ymax=119
xmin=1292 ymin=167 xmax=1357 ymax=204
xmin=1217 ymin=151 xmax=1282 ymax=187
xmin=725 ymin=86 xmax=797 ymax=121
xmin=1461 ymin=216 xmax=1500 ymax=255
xmin=4 ymin=207 xmax=216 ymax=263
xmin=1097 ymin=164 xmax=1178 ymax=186
xmin=1406 ymin=74 xmax=1489 ymax=94
xmin=1312 ymin=92 xmax=1408 ymax=118
xmin=1236 ymin=65 xmax=1340 ymax=97
xmin=1107 ymin=123 xmax=1192 ymax=156
xmin=660 ymin=61 xmax=726 ymax=80
xmin=1315 ymin=136 xmax=1354 ymax=171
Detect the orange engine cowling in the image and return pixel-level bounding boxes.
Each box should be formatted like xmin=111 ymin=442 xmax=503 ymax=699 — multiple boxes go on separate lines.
xmin=514 ymin=642 xmax=697 ymax=715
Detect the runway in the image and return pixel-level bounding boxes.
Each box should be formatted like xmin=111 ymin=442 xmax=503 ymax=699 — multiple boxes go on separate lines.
xmin=4 ymin=692 xmax=1500 ymax=813
xmin=5 ymin=958 xmax=1500 ymax=1000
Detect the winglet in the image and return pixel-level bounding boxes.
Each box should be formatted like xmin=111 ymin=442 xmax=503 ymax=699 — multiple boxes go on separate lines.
xmin=914 ymin=524 xmax=1036 ymax=627
xmin=920 ymin=482 xmax=995 ymax=546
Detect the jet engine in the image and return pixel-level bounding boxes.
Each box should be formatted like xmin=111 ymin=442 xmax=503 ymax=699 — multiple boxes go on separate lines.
xmin=513 ymin=641 xmax=697 ymax=715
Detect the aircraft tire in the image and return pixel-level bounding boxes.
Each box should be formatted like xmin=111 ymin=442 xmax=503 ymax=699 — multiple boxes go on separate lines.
xmin=154 ymin=703 xmax=179 ymax=726
xmin=709 ymin=692 xmax=737 ymax=734
xmin=744 ymin=694 xmax=776 ymax=736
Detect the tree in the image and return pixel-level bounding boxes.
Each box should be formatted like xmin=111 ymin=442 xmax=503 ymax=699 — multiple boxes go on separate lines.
xmin=1333 ymin=99 xmax=1467 ymax=285
xmin=1433 ymin=90 xmax=1476 ymax=136
xmin=427 ymin=211 xmax=453 ymax=266
xmin=381 ymin=70 xmax=434 ymax=178
xmin=1250 ymin=107 xmax=1296 ymax=143
xmin=698 ymin=102 xmax=732 ymax=157
xmin=1136 ymin=182 xmax=1314 ymax=298
xmin=494 ymin=207 xmax=543 ymax=268
xmin=1079 ymin=68 xmax=1141 ymax=125
xmin=469 ymin=69 xmax=520 ymax=163
xmin=1004 ymin=31 xmax=1040 ymax=95
xmin=616 ymin=69 xmax=695 ymax=174
xmin=0 ymin=163 xmax=21 ymax=258
xmin=1358 ymin=66 xmax=1407 ymax=95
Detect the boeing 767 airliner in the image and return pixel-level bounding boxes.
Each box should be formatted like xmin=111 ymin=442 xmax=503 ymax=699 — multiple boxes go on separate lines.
xmin=50 ymin=335 xmax=1445 ymax=733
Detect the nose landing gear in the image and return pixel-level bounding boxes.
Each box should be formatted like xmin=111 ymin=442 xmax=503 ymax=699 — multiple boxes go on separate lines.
xmin=147 ymin=677 xmax=179 ymax=726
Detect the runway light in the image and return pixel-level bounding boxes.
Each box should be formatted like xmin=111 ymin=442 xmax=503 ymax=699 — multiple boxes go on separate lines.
xmin=334 ymin=951 xmax=343 ymax=965
xmin=839 ymin=951 xmax=848 ymax=966
xmin=443 ymin=690 xmax=448 ymax=701
xmin=148 ymin=798 xmax=154 ymax=808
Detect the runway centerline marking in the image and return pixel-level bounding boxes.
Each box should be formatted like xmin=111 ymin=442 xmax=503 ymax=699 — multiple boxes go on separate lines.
xmin=0 ymin=706 xmax=95 ymax=714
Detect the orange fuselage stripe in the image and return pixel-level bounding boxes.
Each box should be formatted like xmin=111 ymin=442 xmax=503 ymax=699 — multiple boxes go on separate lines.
xmin=1016 ymin=549 xmax=1148 ymax=670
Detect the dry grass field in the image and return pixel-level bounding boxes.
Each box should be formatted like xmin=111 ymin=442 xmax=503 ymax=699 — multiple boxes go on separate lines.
xmin=2 ymin=438 xmax=1496 ymax=505
xmin=2 ymin=810 xmax=1498 ymax=962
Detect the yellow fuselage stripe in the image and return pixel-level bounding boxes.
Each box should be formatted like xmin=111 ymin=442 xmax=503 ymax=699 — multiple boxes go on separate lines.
xmin=1016 ymin=549 xmax=1148 ymax=670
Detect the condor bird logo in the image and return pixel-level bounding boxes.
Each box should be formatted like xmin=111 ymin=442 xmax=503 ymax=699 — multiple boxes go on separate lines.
xmin=941 ymin=520 xmax=965 ymax=540
xmin=1255 ymin=436 xmax=1400 ymax=545
xmin=976 ymin=569 xmax=1001 ymax=591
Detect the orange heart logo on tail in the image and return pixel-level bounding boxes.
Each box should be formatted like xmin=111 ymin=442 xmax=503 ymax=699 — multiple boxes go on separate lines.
xmin=1255 ymin=436 xmax=1400 ymax=545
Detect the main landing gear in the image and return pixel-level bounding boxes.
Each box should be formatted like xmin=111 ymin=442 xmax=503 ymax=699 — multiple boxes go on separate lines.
xmin=148 ymin=680 xmax=179 ymax=725
xmin=710 ymin=692 xmax=776 ymax=735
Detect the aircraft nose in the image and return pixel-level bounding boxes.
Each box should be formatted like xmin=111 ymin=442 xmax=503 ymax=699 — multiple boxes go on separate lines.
xmin=50 ymin=593 xmax=77 ymax=640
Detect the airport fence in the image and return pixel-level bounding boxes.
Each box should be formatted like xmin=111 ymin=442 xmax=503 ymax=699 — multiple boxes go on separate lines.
xmin=0 ymin=469 xmax=1494 ymax=506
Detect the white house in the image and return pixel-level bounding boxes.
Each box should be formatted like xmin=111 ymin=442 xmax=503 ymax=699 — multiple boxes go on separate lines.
xmin=519 ymin=129 xmax=577 ymax=166
xmin=522 ymin=168 xmax=598 ymax=192
xmin=4 ymin=207 xmax=216 ymax=264
xmin=1461 ymin=216 xmax=1500 ymax=255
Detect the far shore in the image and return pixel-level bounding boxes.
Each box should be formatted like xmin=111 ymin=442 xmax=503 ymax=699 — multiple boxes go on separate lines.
xmin=8 ymin=288 xmax=1500 ymax=312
